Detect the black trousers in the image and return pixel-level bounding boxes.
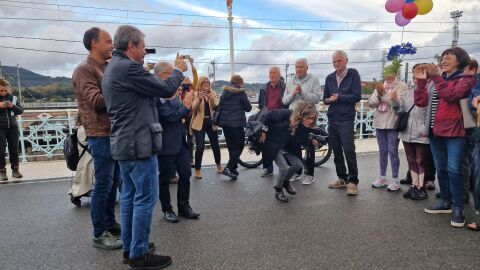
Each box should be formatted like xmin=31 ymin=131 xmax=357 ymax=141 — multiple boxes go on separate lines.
xmin=328 ymin=120 xmax=359 ymax=184
xmin=193 ymin=119 xmax=221 ymax=170
xmin=0 ymin=126 xmax=20 ymax=171
xmin=183 ymin=118 xmax=194 ymax=163
xmin=222 ymin=126 xmax=245 ymax=171
xmin=158 ymin=146 xmax=192 ymax=212
xmin=304 ymin=146 xmax=315 ymax=176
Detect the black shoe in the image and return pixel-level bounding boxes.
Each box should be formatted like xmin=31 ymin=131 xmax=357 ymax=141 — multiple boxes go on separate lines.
xmin=178 ymin=205 xmax=200 ymax=219
xmin=0 ymin=171 xmax=8 ymax=182
xmin=411 ymin=187 xmax=428 ymax=201
xmin=70 ymin=194 xmax=82 ymax=207
xmin=435 ymin=192 xmax=441 ymax=199
xmin=261 ymin=169 xmax=273 ymax=177
xmin=222 ymin=168 xmax=237 ymax=180
xmin=399 ymin=177 xmax=412 ymax=185
xmin=232 ymin=169 xmax=239 ymax=177
xmin=123 ymin=242 xmax=156 ymax=264
xmin=425 ymin=181 xmax=436 ymax=191
xmin=275 ymin=190 xmax=288 ymax=202
xmin=164 ymin=210 xmax=179 ymax=223
xmin=283 ymin=181 xmax=297 ymax=195
xmin=129 ymin=252 xmax=172 ymax=270
xmin=402 ymin=186 xmax=414 ymax=199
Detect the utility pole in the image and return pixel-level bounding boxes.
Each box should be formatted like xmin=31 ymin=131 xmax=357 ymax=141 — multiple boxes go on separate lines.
xmin=209 ymin=60 xmax=216 ymax=89
xmin=285 ymin=63 xmax=289 ymax=84
xmin=381 ymin=50 xmax=386 ymax=81
xmin=226 ymin=0 xmax=235 ymax=76
xmin=16 ymin=64 xmax=22 ymax=103
xmin=404 ymin=62 xmax=409 ymax=85
xmin=451 ymin=10 xmax=463 ymax=47
xmin=0 ymin=61 xmax=3 ymax=78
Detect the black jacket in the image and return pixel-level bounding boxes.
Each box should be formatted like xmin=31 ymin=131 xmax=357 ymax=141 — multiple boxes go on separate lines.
xmin=258 ymin=80 xmax=286 ymax=110
xmin=157 ymin=98 xmax=189 ymax=156
xmin=102 ymin=50 xmax=184 ymax=160
xmin=217 ymin=85 xmax=252 ymax=128
xmin=0 ymin=94 xmax=23 ymax=129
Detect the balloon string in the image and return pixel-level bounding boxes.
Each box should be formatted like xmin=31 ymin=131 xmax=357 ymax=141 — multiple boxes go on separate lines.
xmin=401 ymin=26 xmax=404 ymax=44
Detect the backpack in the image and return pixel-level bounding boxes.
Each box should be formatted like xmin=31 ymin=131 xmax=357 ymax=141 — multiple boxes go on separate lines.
xmin=63 ymin=129 xmax=89 ymax=171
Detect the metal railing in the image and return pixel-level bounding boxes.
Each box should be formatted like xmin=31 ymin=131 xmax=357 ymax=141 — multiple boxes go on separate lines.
xmin=13 ymin=101 xmax=377 ymax=162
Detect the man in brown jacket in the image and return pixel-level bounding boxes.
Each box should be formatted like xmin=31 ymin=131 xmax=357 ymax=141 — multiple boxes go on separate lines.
xmin=72 ymin=27 xmax=122 ymax=250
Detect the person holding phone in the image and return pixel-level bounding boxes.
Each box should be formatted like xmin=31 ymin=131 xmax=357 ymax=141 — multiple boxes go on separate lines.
xmin=0 ymin=79 xmax=23 ymax=182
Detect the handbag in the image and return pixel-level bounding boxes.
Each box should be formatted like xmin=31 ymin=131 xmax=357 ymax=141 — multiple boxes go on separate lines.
xmin=394 ymin=104 xmax=415 ymax=132
xmin=212 ymin=94 xmax=223 ymax=126
xmin=459 ymin=98 xmax=476 ymax=129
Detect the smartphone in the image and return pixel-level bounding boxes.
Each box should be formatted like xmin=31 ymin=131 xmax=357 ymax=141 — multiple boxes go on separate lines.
xmin=145 ymin=48 xmax=156 ymax=54
xmin=179 ymin=55 xmax=190 ymax=59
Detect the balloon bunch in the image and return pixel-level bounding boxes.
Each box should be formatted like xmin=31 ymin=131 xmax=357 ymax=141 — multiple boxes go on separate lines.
xmin=385 ymin=0 xmax=434 ymax=26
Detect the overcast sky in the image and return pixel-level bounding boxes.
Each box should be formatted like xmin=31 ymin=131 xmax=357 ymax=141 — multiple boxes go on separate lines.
xmin=0 ymin=0 xmax=479 ymax=83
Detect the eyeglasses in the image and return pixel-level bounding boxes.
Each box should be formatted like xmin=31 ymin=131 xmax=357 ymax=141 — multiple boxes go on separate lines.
xmin=304 ymin=116 xmax=317 ymax=121
xmin=202 ymin=81 xmax=210 ymax=84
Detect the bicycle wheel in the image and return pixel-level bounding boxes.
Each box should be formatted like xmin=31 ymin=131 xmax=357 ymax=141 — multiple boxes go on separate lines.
xmin=238 ymin=141 xmax=263 ymax=169
xmin=314 ymin=127 xmax=332 ymax=166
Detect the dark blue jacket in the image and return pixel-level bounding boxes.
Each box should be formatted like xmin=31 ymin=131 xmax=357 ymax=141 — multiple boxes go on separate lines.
xmin=218 ymin=85 xmax=252 ymax=128
xmin=323 ymin=68 xmax=361 ymax=121
xmin=0 ymin=94 xmax=23 ymax=129
xmin=258 ymin=80 xmax=286 ymax=110
xmin=102 ymin=50 xmax=183 ymax=160
xmin=157 ymin=98 xmax=189 ymax=156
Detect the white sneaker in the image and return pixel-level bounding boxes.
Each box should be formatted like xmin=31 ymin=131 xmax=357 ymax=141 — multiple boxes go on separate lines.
xmin=302 ymin=175 xmax=315 ymax=185
xmin=371 ymin=177 xmax=388 ymax=188
xmin=386 ymin=182 xmax=401 ymax=191
xmin=289 ymin=174 xmax=302 ymax=182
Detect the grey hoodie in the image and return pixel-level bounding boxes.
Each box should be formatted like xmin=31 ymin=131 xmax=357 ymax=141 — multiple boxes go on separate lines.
xmin=282 ymin=73 xmax=322 ymax=109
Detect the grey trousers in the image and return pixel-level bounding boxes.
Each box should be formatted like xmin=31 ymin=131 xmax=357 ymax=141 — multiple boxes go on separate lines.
xmin=273 ymin=150 xmax=303 ymax=189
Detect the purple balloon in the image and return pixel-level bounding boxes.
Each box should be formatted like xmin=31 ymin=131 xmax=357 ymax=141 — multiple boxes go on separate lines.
xmin=395 ymin=11 xmax=411 ymax=26
xmin=385 ymin=0 xmax=405 ymax=13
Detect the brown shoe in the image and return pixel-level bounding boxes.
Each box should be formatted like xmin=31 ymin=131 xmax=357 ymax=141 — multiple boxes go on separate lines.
xmin=170 ymin=175 xmax=179 ymax=184
xmin=194 ymin=170 xmax=202 ymax=179
xmin=328 ymin=179 xmax=347 ymax=189
xmin=347 ymin=183 xmax=358 ymax=196
xmin=216 ymin=164 xmax=224 ymax=174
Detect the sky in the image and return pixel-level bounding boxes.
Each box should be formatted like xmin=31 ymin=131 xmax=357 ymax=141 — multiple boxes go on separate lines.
xmin=0 ymin=0 xmax=479 ymax=83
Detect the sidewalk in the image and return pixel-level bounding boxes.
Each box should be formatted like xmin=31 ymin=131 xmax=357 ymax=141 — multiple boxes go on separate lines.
xmin=2 ymin=138 xmax=394 ymax=183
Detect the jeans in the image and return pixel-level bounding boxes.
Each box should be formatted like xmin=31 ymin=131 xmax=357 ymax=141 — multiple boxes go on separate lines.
xmin=119 ymin=156 xmax=159 ymax=259
xmin=0 ymin=126 xmax=20 ymax=170
xmin=158 ymin=146 xmax=192 ymax=212
xmin=222 ymin=126 xmax=245 ymax=171
xmin=328 ymin=120 xmax=359 ymax=184
xmin=429 ymin=137 xmax=466 ymax=210
xmin=273 ymin=151 xmax=303 ymax=189
xmin=193 ymin=119 xmax=221 ymax=170
xmin=87 ymin=137 xmax=119 ymax=238
xmin=376 ymin=129 xmax=400 ymax=179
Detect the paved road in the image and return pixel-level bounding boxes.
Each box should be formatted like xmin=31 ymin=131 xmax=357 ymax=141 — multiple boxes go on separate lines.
xmin=1 ymin=153 xmax=479 ymax=270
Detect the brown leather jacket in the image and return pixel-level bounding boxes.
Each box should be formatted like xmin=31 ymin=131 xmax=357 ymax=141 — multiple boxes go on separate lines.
xmin=72 ymin=56 xmax=110 ymax=137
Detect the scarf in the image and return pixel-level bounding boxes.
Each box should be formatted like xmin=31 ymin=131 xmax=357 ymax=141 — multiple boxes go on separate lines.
xmin=377 ymin=80 xmax=396 ymax=112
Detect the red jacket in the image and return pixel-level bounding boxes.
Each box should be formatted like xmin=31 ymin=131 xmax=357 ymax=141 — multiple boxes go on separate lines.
xmin=414 ymin=73 xmax=476 ymax=138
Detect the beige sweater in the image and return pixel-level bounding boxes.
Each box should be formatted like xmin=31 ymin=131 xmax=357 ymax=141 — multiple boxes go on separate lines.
xmin=368 ymin=80 xmax=408 ymax=130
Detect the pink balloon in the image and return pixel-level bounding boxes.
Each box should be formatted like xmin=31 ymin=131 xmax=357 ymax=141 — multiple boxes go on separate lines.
xmin=385 ymin=0 xmax=405 ymax=13
xmin=395 ymin=11 xmax=411 ymax=27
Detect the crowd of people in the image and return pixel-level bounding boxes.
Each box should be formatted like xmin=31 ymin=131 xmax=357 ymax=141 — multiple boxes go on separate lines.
xmin=0 ymin=23 xmax=472 ymax=270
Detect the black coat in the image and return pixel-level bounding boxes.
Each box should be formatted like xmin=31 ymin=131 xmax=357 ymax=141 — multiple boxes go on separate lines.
xmin=217 ymin=85 xmax=252 ymax=128
xmin=157 ymin=98 xmax=189 ymax=156
xmin=0 ymin=94 xmax=23 ymax=129
xmin=102 ymin=50 xmax=183 ymax=160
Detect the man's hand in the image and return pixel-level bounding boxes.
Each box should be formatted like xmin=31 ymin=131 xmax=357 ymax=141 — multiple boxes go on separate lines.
xmin=145 ymin=62 xmax=155 ymax=72
xmin=327 ymin=93 xmax=339 ymax=103
xmin=174 ymin=53 xmax=188 ymax=72
xmin=259 ymin=132 xmax=267 ymax=143
xmin=472 ymin=96 xmax=480 ymax=109
xmin=6 ymin=101 xmax=13 ymax=108
xmin=293 ymin=84 xmax=302 ymax=96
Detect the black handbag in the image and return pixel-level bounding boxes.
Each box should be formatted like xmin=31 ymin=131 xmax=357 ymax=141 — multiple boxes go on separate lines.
xmin=394 ymin=105 xmax=415 ymax=132
xmin=212 ymin=94 xmax=224 ymax=125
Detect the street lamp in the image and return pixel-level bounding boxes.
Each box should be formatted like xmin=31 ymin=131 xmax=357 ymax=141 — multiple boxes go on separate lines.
xmin=227 ymin=0 xmax=235 ymax=76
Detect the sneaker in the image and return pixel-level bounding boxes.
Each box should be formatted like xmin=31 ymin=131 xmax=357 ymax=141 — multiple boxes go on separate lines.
xmin=425 ymin=181 xmax=435 ymax=190
xmin=12 ymin=169 xmax=22 ymax=178
xmin=0 ymin=171 xmax=8 ymax=182
xmin=451 ymin=208 xmax=465 ymax=228
xmin=424 ymin=200 xmax=452 ymax=214
xmin=411 ymin=187 xmax=428 ymax=200
xmin=232 ymin=169 xmax=239 ymax=177
xmin=403 ymin=186 xmax=415 ymax=199
xmin=302 ymin=175 xmax=315 ymax=185
xmin=289 ymin=174 xmax=302 ymax=182
xmin=386 ymin=182 xmax=401 ymax=192
xmin=222 ymin=168 xmax=237 ymax=181
xmin=106 ymin=222 xmax=121 ymax=237
xmin=129 ymin=252 xmax=172 ymax=270
xmin=346 ymin=183 xmax=358 ymax=196
xmin=92 ymin=231 xmax=122 ymax=250
xmin=328 ymin=179 xmax=347 ymax=189
xmin=399 ymin=177 xmax=412 ymax=185
xmin=372 ymin=177 xmax=388 ymax=188
xmin=261 ymin=168 xmax=273 ymax=177
xmin=123 ymin=242 xmax=156 ymax=264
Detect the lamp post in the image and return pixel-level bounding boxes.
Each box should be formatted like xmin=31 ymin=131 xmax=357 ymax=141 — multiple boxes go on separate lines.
xmin=227 ymin=0 xmax=235 ymax=76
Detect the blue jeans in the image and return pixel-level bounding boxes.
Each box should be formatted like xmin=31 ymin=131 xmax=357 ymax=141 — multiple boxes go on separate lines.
xmin=119 ymin=156 xmax=159 ymax=259
xmin=429 ymin=137 xmax=466 ymax=210
xmin=87 ymin=137 xmax=120 ymax=238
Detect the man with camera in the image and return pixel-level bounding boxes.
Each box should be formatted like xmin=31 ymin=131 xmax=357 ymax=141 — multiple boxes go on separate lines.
xmin=72 ymin=27 xmax=122 ymax=250
xmin=102 ymin=25 xmax=187 ymax=269
xmin=323 ymin=50 xmax=361 ymax=196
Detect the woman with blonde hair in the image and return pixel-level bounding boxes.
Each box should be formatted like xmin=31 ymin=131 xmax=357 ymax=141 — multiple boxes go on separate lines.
xmin=189 ymin=76 xmax=222 ymax=179
xmin=259 ymin=101 xmax=324 ymax=202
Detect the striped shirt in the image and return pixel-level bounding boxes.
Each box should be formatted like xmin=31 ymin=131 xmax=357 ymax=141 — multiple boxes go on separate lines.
xmin=430 ymin=90 xmax=439 ymax=129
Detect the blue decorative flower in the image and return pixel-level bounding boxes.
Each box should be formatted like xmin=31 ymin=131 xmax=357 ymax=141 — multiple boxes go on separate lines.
xmin=387 ymin=42 xmax=417 ymax=61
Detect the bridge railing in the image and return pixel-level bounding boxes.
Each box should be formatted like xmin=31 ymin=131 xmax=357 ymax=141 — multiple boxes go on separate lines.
xmin=14 ymin=101 xmax=376 ymax=162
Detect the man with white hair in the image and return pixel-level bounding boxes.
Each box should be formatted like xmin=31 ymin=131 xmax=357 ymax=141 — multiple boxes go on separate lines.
xmin=323 ymin=50 xmax=361 ymax=196
xmin=282 ymin=58 xmax=322 ymax=185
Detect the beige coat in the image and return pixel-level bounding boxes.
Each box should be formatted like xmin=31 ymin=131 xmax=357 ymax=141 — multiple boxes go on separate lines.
xmin=190 ymin=90 xmax=219 ymax=132
xmin=368 ymin=80 xmax=408 ymax=129
xmin=68 ymin=126 xmax=93 ymax=198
